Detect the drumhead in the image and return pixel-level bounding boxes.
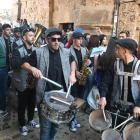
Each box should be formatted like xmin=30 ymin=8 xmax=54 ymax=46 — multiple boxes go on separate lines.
xmin=89 ymin=110 xmax=112 ymax=131
xmin=102 ymin=129 xmax=122 ymax=140
xmin=123 ymin=122 xmax=140 ymax=140
xmin=44 ymin=90 xmax=74 ymax=112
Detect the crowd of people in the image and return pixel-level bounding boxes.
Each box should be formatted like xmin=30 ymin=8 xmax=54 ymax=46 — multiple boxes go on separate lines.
xmin=0 ymin=18 xmax=140 ymax=140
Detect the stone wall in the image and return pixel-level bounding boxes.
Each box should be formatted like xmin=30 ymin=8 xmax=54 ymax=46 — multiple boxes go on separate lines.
xmin=14 ymin=0 xmax=115 ymax=36
xmin=52 ymin=0 xmax=115 ymax=36
xmin=20 ymin=0 xmax=52 ymax=28
xmin=117 ymin=0 xmax=140 ymax=43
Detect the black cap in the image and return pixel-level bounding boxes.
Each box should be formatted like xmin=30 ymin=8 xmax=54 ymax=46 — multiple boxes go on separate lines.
xmin=115 ymin=38 xmax=138 ymax=51
xmin=45 ymin=27 xmax=62 ymax=37
xmin=22 ymin=28 xmax=35 ymax=36
xmin=13 ymin=27 xmax=20 ymax=32
xmin=72 ymin=32 xmax=84 ymax=39
xmin=2 ymin=24 xmax=11 ymax=30
xmin=19 ymin=25 xmax=28 ymax=32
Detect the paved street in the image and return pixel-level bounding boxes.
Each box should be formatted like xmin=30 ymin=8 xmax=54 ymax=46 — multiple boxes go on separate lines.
xmin=0 ymin=89 xmax=101 ymax=140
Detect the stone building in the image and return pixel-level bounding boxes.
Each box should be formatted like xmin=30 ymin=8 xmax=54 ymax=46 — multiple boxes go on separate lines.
xmin=12 ymin=0 xmax=140 ymax=43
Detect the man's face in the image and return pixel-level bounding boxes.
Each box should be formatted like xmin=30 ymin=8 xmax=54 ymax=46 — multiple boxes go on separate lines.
xmin=120 ymin=33 xmax=127 ymax=39
xmin=62 ymin=30 xmax=66 ymax=36
xmin=86 ymin=35 xmax=90 ymax=42
xmin=14 ymin=32 xmax=21 ymax=39
xmin=41 ymin=33 xmax=45 ymax=39
xmin=73 ymin=37 xmax=83 ymax=47
xmin=3 ymin=28 xmax=11 ymax=38
xmin=47 ymin=34 xmax=62 ymax=51
xmin=116 ymin=45 xmax=125 ymax=59
xmin=23 ymin=31 xmax=35 ymax=45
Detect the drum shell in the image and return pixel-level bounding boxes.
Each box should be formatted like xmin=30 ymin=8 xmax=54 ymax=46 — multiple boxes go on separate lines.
xmin=123 ymin=122 xmax=140 ymax=140
xmin=102 ymin=128 xmax=122 ymax=140
xmin=89 ymin=110 xmax=112 ymax=134
xmin=41 ymin=90 xmax=74 ymax=124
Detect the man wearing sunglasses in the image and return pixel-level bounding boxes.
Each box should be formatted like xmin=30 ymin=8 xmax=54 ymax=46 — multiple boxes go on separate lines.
xmin=20 ymin=27 xmax=76 ymax=140
xmin=11 ymin=28 xmax=40 ymax=136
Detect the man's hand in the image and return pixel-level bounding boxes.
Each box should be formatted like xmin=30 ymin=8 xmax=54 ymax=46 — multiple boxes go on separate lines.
xmin=133 ymin=106 xmax=140 ymax=118
xmin=98 ymin=97 xmax=107 ymax=109
xmin=31 ymin=67 xmax=43 ymax=79
xmin=95 ymin=27 xmax=101 ymax=32
xmin=69 ymin=75 xmax=76 ymax=86
xmin=95 ymin=27 xmax=103 ymax=34
xmin=76 ymin=71 xmax=83 ymax=79
xmin=86 ymin=59 xmax=92 ymax=66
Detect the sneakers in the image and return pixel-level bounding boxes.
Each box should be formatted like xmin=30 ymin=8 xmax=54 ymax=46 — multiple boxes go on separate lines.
xmin=29 ymin=120 xmax=40 ymax=128
xmin=20 ymin=126 xmax=28 ymax=136
xmin=0 ymin=110 xmax=8 ymax=118
xmin=69 ymin=121 xmax=77 ymax=132
xmin=74 ymin=119 xmax=81 ymax=127
xmin=34 ymin=107 xmax=38 ymax=112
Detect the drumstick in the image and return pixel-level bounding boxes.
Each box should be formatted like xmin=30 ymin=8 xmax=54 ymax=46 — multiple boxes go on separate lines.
xmin=103 ymin=109 xmax=107 ymax=122
xmin=42 ymin=76 xmax=63 ymax=88
xmin=113 ymin=116 xmax=133 ymax=130
xmin=66 ymin=84 xmax=71 ymax=98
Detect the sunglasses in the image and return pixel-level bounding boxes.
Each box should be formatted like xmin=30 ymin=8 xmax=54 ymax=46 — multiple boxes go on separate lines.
xmin=48 ymin=37 xmax=62 ymax=42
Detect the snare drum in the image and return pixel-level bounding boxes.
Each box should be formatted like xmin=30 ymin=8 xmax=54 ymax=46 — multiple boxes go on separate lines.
xmin=41 ymin=90 xmax=74 ymax=124
xmin=89 ymin=110 xmax=112 ymax=134
xmin=123 ymin=122 xmax=140 ymax=140
xmin=102 ymin=129 xmax=122 ymax=140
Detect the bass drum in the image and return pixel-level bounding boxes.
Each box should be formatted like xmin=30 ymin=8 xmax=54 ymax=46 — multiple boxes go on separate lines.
xmin=41 ymin=90 xmax=74 ymax=124
xmin=89 ymin=110 xmax=112 ymax=134
xmin=123 ymin=122 xmax=140 ymax=140
xmin=102 ymin=129 xmax=122 ymax=140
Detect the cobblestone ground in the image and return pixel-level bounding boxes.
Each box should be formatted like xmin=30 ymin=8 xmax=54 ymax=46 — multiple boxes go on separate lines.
xmin=0 ymin=89 xmax=101 ymax=140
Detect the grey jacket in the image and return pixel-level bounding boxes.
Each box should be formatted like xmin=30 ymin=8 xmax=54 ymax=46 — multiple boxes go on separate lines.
xmin=11 ymin=38 xmax=23 ymax=54
xmin=69 ymin=45 xmax=86 ymax=71
xmin=0 ymin=35 xmax=14 ymax=62
xmin=35 ymin=45 xmax=72 ymax=103
xmin=110 ymin=56 xmax=140 ymax=107
xmin=12 ymin=46 xmax=36 ymax=92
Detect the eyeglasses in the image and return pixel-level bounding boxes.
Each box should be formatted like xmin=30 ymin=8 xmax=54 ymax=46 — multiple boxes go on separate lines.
xmin=48 ymin=37 xmax=62 ymax=42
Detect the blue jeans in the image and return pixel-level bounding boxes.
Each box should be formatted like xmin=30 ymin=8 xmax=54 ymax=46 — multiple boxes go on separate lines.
xmin=83 ymin=67 xmax=94 ymax=107
xmin=37 ymin=100 xmax=60 ymax=140
xmin=0 ymin=67 xmax=8 ymax=111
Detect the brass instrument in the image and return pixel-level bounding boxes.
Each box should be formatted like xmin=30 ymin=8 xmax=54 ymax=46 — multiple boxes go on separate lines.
xmin=79 ymin=45 xmax=92 ymax=85
xmin=33 ymin=24 xmax=47 ymax=47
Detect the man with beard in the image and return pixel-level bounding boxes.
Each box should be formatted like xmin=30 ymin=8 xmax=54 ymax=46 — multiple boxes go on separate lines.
xmin=11 ymin=25 xmax=28 ymax=53
xmin=20 ymin=27 xmax=76 ymax=140
xmin=11 ymin=28 xmax=40 ymax=136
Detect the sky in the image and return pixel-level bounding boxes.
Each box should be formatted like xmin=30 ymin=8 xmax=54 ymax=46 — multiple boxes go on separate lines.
xmin=0 ymin=0 xmax=12 ymax=9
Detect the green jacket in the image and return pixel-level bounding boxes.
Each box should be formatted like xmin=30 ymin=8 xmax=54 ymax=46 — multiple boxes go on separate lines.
xmin=0 ymin=42 xmax=6 ymax=67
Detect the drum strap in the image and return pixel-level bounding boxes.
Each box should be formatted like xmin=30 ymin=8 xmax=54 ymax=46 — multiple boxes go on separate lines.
xmin=116 ymin=58 xmax=140 ymax=104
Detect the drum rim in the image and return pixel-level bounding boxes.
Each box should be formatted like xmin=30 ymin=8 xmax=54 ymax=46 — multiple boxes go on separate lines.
xmin=102 ymin=128 xmax=122 ymax=139
xmin=89 ymin=109 xmax=112 ymax=131
xmin=44 ymin=90 xmax=74 ymax=111
xmin=122 ymin=121 xmax=140 ymax=140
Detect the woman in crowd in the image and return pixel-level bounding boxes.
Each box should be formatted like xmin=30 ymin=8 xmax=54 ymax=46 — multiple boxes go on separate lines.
xmin=99 ymin=34 xmax=107 ymax=52
xmin=65 ymin=31 xmax=73 ymax=48
xmin=84 ymin=33 xmax=90 ymax=43
xmin=83 ymin=35 xmax=100 ymax=113
xmin=23 ymin=19 xmax=29 ymax=28
xmin=98 ymin=37 xmax=117 ymax=109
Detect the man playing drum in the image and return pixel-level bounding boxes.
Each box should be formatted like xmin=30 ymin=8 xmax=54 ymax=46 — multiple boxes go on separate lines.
xmin=98 ymin=38 xmax=140 ymax=126
xmin=21 ymin=27 xmax=76 ymax=140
